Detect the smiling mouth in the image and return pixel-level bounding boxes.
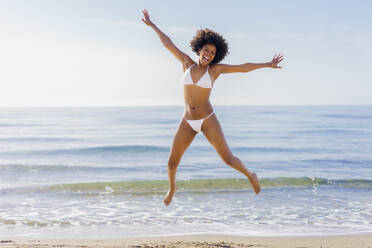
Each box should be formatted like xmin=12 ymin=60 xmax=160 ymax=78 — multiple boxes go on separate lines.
xmin=202 ymin=56 xmax=210 ymax=62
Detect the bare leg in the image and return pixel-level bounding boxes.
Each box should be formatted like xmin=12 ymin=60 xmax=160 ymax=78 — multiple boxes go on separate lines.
xmin=164 ymin=118 xmax=197 ymax=205
xmin=202 ymin=114 xmax=261 ymax=194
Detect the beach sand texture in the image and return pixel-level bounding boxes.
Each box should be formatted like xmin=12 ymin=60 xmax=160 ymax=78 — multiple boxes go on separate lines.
xmin=1 ymin=234 xmax=371 ymax=248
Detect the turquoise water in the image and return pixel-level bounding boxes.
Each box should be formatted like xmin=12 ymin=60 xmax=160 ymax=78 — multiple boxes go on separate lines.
xmin=0 ymin=106 xmax=371 ymax=237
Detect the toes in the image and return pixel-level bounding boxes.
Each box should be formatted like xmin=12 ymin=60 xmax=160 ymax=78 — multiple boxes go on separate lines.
xmin=250 ymin=172 xmax=261 ymax=194
xmin=163 ymin=192 xmax=173 ymax=206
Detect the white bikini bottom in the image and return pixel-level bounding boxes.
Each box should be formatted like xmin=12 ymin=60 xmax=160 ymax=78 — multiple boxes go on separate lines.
xmin=184 ymin=112 xmax=215 ymax=133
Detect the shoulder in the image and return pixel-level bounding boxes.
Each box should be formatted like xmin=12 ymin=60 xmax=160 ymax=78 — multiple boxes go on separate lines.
xmin=209 ymin=63 xmax=245 ymax=74
xmin=182 ymin=59 xmax=196 ymax=72
xmin=208 ymin=63 xmax=225 ymax=76
xmin=208 ymin=64 xmax=223 ymax=82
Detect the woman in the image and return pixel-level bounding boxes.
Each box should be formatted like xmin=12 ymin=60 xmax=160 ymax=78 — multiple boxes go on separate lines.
xmin=141 ymin=9 xmax=284 ymax=206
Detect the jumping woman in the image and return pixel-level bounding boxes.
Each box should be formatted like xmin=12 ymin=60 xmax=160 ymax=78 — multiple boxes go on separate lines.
xmin=141 ymin=9 xmax=284 ymax=206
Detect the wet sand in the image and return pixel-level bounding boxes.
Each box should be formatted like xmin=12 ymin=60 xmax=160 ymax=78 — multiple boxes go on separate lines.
xmin=1 ymin=234 xmax=372 ymax=248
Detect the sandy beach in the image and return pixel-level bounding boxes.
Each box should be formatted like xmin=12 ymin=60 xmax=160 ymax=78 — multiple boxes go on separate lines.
xmin=1 ymin=234 xmax=371 ymax=248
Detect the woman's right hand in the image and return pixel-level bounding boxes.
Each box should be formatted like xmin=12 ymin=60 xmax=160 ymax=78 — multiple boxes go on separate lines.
xmin=141 ymin=9 xmax=153 ymax=26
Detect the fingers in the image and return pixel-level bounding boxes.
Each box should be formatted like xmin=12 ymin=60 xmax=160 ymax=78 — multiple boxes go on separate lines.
xmin=273 ymin=54 xmax=284 ymax=64
xmin=272 ymin=65 xmax=282 ymax=69
xmin=270 ymin=54 xmax=284 ymax=69
xmin=143 ymin=9 xmax=150 ymax=19
xmin=142 ymin=9 xmax=148 ymax=19
xmin=141 ymin=9 xmax=152 ymax=25
xmin=274 ymin=54 xmax=284 ymax=59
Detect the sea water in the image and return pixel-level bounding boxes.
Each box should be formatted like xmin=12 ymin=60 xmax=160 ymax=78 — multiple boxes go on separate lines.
xmin=0 ymin=106 xmax=371 ymax=237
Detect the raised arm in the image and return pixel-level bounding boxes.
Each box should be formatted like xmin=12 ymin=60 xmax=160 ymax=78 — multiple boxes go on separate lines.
xmin=215 ymin=54 xmax=284 ymax=74
xmin=141 ymin=9 xmax=192 ymax=67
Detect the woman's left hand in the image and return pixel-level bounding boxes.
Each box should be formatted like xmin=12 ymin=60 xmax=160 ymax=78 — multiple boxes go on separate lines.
xmin=270 ymin=54 xmax=284 ymax=69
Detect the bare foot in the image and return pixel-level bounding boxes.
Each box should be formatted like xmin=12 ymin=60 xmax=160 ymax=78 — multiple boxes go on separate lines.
xmin=248 ymin=172 xmax=261 ymax=194
xmin=163 ymin=189 xmax=175 ymax=206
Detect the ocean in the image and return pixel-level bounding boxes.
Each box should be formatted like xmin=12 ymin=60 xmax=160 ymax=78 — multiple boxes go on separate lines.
xmin=0 ymin=105 xmax=371 ymax=238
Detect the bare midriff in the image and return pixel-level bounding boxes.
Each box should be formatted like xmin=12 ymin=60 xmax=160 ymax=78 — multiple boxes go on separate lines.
xmin=183 ymin=85 xmax=213 ymax=120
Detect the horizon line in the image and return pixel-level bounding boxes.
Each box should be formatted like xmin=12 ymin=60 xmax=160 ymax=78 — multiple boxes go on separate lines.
xmin=0 ymin=104 xmax=371 ymax=108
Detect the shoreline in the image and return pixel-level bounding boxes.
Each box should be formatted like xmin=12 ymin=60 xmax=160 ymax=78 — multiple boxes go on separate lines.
xmin=1 ymin=234 xmax=372 ymax=248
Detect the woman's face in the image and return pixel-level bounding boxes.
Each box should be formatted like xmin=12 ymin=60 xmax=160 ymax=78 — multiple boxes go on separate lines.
xmin=198 ymin=43 xmax=216 ymax=65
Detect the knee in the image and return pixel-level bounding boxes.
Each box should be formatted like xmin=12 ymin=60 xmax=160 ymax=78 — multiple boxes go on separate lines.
xmin=223 ymin=154 xmax=236 ymax=166
xmin=168 ymin=156 xmax=179 ymax=170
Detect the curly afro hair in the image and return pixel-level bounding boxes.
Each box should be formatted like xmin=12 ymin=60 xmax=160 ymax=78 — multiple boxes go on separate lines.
xmin=190 ymin=28 xmax=229 ymax=64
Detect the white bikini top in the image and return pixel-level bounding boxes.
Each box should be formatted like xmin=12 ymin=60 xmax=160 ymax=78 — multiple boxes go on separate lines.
xmin=182 ymin=63 xmax=213 ymax=89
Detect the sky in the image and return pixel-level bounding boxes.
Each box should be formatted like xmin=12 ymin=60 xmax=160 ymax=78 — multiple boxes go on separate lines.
xmin=0 ymin=0 xmax=371 ymax=107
